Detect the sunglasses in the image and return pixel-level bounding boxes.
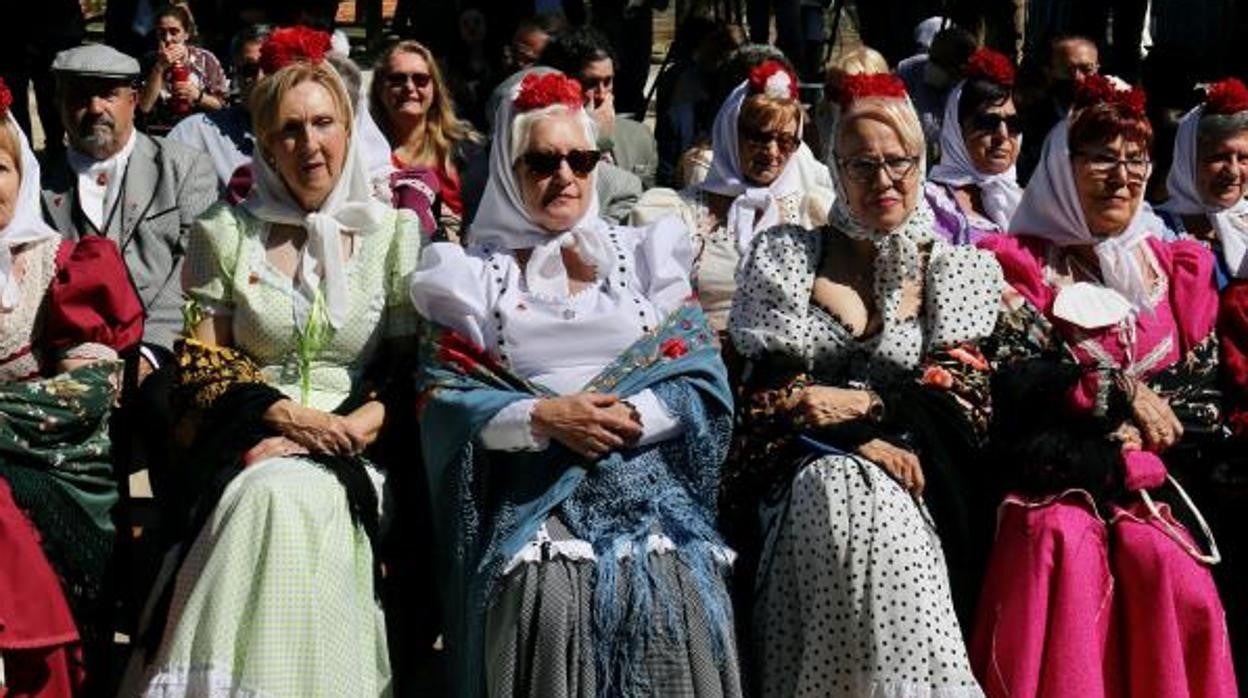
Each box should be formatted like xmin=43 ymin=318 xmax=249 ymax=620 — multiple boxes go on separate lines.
xmin=742 ymin=127 xmax=801 ymax=154
xmin=837 ymin=155 xmax=920 ymax=183
xmin=521 ymin=149 xmax=602 ymax=176
xmin=969 ymin=112 xmax=1023 ymax=135
xmin=384 ymin=71 xmax=432 ymax=89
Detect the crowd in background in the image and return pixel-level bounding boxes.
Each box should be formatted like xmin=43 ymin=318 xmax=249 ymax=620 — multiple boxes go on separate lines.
xmin=3 ymin=1 xmax=1248 ymax=697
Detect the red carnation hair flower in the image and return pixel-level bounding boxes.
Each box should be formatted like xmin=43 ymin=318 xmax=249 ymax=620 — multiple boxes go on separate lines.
xmin=1205 ymin=78 xmax=1248 ymax=116
xmin=513 ymin=72 xmax=583 ymax=112
xmin=0 ymin=77 xmax=11 ymax=118
xmin=1073 ymin=74 xmax=1146 ymax=117
xmin=964 ymin=47 xmax=1015 ymax=87
xmin=837 ymin=73 xmax=908 ymax=107
xmin=260 ymin=25 xmax=332 ymax=75
xmin=748 ymin=60 xmax=798 ymax=100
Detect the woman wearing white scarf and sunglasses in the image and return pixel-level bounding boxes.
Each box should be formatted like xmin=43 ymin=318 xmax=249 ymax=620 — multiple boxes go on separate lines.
xmin=925 ymin=47 xmax=1023 ymax=245
xmin=631 ymin=59 xmax=834 ymax=334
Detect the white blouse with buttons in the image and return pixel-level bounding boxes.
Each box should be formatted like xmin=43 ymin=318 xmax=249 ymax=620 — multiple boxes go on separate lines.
xmin=410 ymin=216 xmax=697 ymax=450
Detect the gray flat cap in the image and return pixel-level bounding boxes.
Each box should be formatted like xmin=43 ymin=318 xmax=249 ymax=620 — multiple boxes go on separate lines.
xmin=52 ymin=44 xmax=141 ymax=79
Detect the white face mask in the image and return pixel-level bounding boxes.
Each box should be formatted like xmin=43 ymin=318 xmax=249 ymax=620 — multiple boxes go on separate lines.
xmin=924 ymin=62 xmax=953 ymax=90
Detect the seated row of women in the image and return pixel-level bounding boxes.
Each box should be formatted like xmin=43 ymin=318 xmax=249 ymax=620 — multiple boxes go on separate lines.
xmin=1 ymin=30 xmax=1243 ymax=698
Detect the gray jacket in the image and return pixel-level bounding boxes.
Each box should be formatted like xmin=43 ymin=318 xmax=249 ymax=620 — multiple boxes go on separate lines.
xmin=608 ymin=117 xmax=659 ymax=191
xmin=41 ymin=132 xmax=218 ymax=350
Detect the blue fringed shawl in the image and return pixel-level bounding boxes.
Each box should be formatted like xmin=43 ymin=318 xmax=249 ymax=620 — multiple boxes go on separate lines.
xmin=418 ymin=304 xmax=734 ymax=698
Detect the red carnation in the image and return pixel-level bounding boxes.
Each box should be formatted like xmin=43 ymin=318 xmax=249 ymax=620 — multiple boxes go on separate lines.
xmin=1205 ymin=78 xmax=1248 ymax=116
xmin=0 ymin=77 xmax=11 ymax=118
xmin=514 ymin=72 xmax=584 ymax=112
xmin=259 ymin=25 xmax=332 ymax=75
xmin=837 ymin=73 xmax=908 ymax=107
xmin=1073 ymin=74 xmax=1146 ymax=116
xmin=964 ymin=48 xmax=1015 ymax=87
xmin=659 ymin=337 xmax=689 ymax=359
xmin=748 ymin=60 xmax=798 ymax=100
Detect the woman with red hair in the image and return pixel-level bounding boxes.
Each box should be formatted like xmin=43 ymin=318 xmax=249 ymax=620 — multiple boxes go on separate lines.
xmin=974 ymin=76 xmax=1239 ymax=697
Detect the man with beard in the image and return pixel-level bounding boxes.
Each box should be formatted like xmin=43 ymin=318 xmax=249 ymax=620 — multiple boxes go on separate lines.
xmin=40 ymin=43 xmax=216 ymax=553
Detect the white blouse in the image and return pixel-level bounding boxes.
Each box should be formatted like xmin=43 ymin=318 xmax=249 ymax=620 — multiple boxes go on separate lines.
xmin=410 ymin=216 xmax=696 ymax=451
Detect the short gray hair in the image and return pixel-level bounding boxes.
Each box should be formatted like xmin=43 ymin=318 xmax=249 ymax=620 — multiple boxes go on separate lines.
xmin=1197 ymin=111 xmax=1248 ymax=152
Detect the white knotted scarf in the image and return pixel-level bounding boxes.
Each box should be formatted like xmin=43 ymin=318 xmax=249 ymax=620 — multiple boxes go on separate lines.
xmin=1158 ymin=104 xmax=1248 ymax=278
xmin=1009 ymin=115 xmax=1157 ymax=313
xmin=1 ymin=112 xmax=60 ymax=312
xmin=243 ymin=67 xmax=389 ymax=329
xmin=467 ymin=71 xmax=614 ymax=300
xmin=700 ymin=81 xmax=805 ymax=255
xmin=928 ymin=80 xmax=1023 ymax=231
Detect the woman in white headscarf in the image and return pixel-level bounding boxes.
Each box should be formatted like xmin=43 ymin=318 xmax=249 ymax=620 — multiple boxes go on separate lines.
xmin=631 ymin=59 xmax=834 ymax=333
xmin=1157 ymin=77 xmax=1248 ymax=288
xmin=411 ymin=69 xmax=742 ymax=698
xmin=925 ymin=47 xmax=1023 ymax=244
xmin=1 ymin=76 xmax=142 ymax=696
xmin=134 ymin=42 xmax=422 ymax=697
xmin=728 ymin=71 xmax=995 ymax=697
xmin=972 ymin=76 xmax=1238 ymax=697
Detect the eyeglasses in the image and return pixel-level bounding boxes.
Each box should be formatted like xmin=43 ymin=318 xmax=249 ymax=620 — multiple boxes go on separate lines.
xmin=969 ymin=112 xmax=1023 ymax=136
xmin=1074 ymin=151 xmax=1151 ymax=181
xmin=742 ymin=128 xmax=801 ymax=154
xmin=837 ymin=155 xmax=920 ymax=183
xmin=521 ymin=149 xmax=602 ymax=176
xmin=384 ymin=71 xmax=432 ymax=89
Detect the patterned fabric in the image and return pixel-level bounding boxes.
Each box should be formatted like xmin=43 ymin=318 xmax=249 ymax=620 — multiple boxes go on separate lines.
xmin=143 ymin=45 xmax=229 ymax=133
xmin=0 ymin=239 xmax=60 ymax=382
xmin=0 ymin=361 xmax=124 ymax=624
xmin=418 ymin=304 xmax=736 ymax=698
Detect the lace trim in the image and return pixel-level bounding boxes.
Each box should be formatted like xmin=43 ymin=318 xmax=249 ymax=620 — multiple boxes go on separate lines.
xmin=0 ymin=240 xmax=59 ymax=366
xmin=502 ymin=525 xmax=736 ymax=574
xmin=141 ymin=664 xmax=270 ymax=698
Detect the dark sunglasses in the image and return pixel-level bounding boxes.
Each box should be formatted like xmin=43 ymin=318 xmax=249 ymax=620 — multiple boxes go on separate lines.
xmin=521 ymin=149 xmax=602 ymax=176
xmin=742 ymin=127 xmax=801 ymax=154
xmin=384 ymin=71 xmax=432 ymax=89
xmin=969 ymin=112 xmax=1023 ymax=136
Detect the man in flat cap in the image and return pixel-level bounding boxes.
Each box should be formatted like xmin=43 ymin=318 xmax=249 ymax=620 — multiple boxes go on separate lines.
xmin=40 ymin=43 xmax=217 ymax=588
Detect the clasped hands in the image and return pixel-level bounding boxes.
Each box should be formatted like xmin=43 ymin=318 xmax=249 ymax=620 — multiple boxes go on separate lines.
xmin=532 ymin=393 xmax=642 ymax=460
xmin=1120 ymin=376 xmax=1183 ymax=452
xmin=789 ymin=385 xmax=924 ymax=495
xmin=244 ymin=399 xmax=380 ymax=466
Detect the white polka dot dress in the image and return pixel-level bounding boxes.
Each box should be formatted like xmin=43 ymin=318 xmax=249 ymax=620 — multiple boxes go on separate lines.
xmin=729 ymin=222 xmax=996 ymax=697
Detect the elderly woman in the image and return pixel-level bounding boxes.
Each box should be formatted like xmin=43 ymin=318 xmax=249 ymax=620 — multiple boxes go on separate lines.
xmin=972 ymin=76 xmax=1239 ymax=697
xmin=370 ymin=40 xmax=483 ymax=240
xmin=925 ymin=48 xmax=1023 ymax=245
xmin=412 ymin=71 xmax=742 ymax=698
xmin=134 ymin=33 xmax=421 ymax=697
xmin=631 ymin=59 xmax=835 ymax=333
xmin=728 ymin=72 xmax=994 ymax=697
xmin=0 ymin=78 xmax=141 ymax=695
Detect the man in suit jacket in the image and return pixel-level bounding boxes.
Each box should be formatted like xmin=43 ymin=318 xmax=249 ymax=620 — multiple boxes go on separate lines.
xmin=42 ymin=44 xmax=217 ymax=357
xmin=42 ymin=44 xmax=217 ymax=538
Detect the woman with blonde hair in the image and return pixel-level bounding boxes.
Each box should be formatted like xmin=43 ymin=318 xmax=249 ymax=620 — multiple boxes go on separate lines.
xmin=370 ymin=39 xmax=482 ymax=239
xmin=816 ymin=45 xmax=890 ymax=163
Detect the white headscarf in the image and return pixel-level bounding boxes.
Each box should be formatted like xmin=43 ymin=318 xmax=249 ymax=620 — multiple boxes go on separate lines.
xmin=928 ymin=80 xmax=1023 ymax=231
xmin=467 ymin=72 xmax=614 ymax=301
xmin=1158 ymin=104 xmax=1248 ymax=278
xmin=1 ymin=112 xmax=60 ymax=312
xmin=1009 ymin=115 xmax=1157 ymax=311
xmin=700 ymin=80 xmax=806 ymax=254
xmin=243 ymin=63 xmax=389 ymax=329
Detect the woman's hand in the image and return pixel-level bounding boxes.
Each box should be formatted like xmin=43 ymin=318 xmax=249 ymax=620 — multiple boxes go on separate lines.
xmin=857 ymin=438 xmax=925 ymax=495
xmin=262 ymin=399 xmax=367 ymax=456
xmin=342 ymin=401 xmax=386 ymax=452
xmin=243 ymin=436 xmax=309 ymax=466
xmin=531 ymin=393 xmax=643 ymax=460
xmin=1126 ymin=379 xmax=1183 ymax=451
xmin=170 ymin=80 xmax=199 ymax=102
xmin=793 ymin=386 xmax=873 ymax=428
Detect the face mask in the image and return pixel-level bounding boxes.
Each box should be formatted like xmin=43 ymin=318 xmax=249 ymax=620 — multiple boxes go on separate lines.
xmin=924 ymin=62 xmax=952 ymax=90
